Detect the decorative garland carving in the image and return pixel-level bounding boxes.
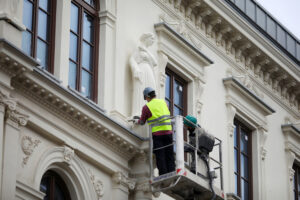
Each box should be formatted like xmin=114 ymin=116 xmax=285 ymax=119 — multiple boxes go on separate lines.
xmin=88 ymin=169 xmax=104 ymax=200
xmin=112 ymin=171 xmax=136 ymax=190
xmin=21 ymin=135 xmax=41 ymax=166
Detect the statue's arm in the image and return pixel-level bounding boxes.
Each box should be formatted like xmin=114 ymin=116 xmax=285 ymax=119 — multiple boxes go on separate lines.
xmin=129 ymin=54 xmax=143 ymax=82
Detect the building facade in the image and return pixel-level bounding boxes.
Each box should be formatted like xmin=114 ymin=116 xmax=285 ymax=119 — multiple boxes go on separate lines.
xmin=0 ymin=0 xmax=299 ymax=200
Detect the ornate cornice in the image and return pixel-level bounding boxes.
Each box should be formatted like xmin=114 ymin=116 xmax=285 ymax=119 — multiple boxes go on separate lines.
xmin=11 ymin=73 xmax=142 ymax=160
xmin=152 ymin=0 xmax=300 ymax=115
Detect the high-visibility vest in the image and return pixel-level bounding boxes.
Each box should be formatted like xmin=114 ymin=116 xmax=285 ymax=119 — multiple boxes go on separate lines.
xmin=146 ymin=99 xmax=172 ymax=133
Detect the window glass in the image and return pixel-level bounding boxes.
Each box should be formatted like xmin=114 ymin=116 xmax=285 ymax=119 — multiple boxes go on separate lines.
xmin=287 ymin=34 xmax=296 ymax=55
xmin=22 ymin=31 xmax=32 ymax=55
xmin=241 ymin=180 xmax=249 ymax=200
xmin=37 ymin=39 xmax=49 ymax=68
xmin=84 ymin=0 xmax=95 ymax=7
xmin=266 ymin=16 xmax=276 ymax=39
xmin=82 ymin=42 xmax=93 ymax=71
xmin=236 ymin=0 xmax=245 ymax=11
xmin=39 ymin=0 xmax=49 ymax=11
xmin=234 ymin=126 xmax=237 ymax=147
xmin=256 ymin=7 xmax=266 ymax=30
xmin=234 ymin=149 xmax=238 ymax=172
xmin=23 ymin=0 xmax=33 ymax=30
xmin=22 ymin=0 xmax=55 ymax=71
xmin=245 ymin=0 xmax=255 ymax=21
xmin=241 ymin=155 xmax=249 ymax=179
xmin=38 ymin=10 xmax=49 ymax=41
xmin=70 ymin=3 xmax=79 ymax=33
xmin=83 ymin=13 xmax=94 ymax=43
xmin=174 ymin=80 xmax=183 ymax=107
xmin=277 ymin=26 xmax=286 ymax=47
xmin=241 ymin=129 xmax=248 ymax=154
xmin=234 ymin=174 xmax=238 ymax=195
xmin=297 ymin=43 xmax=300 ymax=60
xmin=68 ymin=61 xmax=77 ymax=89
xmin=165 ymin=74 xmax=171 ymax=99
xmin=69 ymin=33 xmax=78 ymax=61
xmin=81 ymin=70 xmax=92 ymax=98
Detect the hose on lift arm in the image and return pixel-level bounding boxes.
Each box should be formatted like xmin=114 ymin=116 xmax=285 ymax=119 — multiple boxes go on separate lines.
xmin=200 ymin=153 xmax=216 ymax=200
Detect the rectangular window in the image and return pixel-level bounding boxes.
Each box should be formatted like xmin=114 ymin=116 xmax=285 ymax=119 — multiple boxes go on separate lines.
xmin=22 ymin=0 xmax=56 ymax=72
xmin=266 ymin=16 xmax=276 ymax=39
xmin=294 ymin=164 xmax=300 ymax=200
xmin=287 ymin=34 xmax=296 ymax=56
xmin=256 ymin=7 xmax=266 ymax=30
xmin=69 ymin=0 xmax=98 ymax=101
xmin=277 ymin=25 xmax=286 ymax=48
xmin=165 ymin=68 xmax=187 ymax=117
xmin=245 ymin=0 xmax=255 ymax=21
xmin=234 ymin=119 xmax=252 ymax=200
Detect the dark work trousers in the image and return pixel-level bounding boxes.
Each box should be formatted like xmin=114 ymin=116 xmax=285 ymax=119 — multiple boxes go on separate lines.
xmin=153 ymin=134 xmax=175 ymax=175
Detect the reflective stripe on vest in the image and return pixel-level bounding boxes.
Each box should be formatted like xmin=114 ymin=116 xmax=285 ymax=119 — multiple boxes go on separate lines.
xmin=146 ymin=99 xmax=172 ymax=133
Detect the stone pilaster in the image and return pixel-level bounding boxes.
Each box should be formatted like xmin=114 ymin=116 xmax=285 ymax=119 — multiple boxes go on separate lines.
xmin=1 ymin=107 xmax=28 ymax=200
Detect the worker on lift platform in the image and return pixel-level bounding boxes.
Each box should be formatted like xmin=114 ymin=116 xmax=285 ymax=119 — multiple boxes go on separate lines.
xmin=134 ymin=87 xmax=175 ymax=176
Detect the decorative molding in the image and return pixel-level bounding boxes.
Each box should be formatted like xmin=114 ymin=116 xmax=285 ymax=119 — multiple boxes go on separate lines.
xmin=226 ymin=103 xmax=236 ymax=137
xmin=63 ymin=146 xmax=74 ymax=165
xmin=21 ymin=135 xmax=41 ymax=166
xmin=135 ymin=181 xmax=151 ymax=193
xmin=11 ymin=75 xmax=141 ymax=160
xmin=0 ymin=90 xmax=17 ymax=110
xmin=6 ymin=108 xmax=29 ymax=127
xmin=151 ymin=0 xmax=300 ymax=115
xmin=112 ymin=171 xmax=136 ymax=190
xmin=88 ymin=169 xmax=104 ymax=200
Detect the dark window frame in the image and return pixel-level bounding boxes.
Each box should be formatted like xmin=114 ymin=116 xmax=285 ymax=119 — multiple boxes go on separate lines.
xmin=294 ymin=164 xmax=300 ymax=200
xmin=165 ymin=67 xmax=187 ymax=117
xmin=40 ymin=170 xmax=71 ymax=200
xmin=234 ymin=118 xmax=253 ymax=200
xmin=22 ymin=0 xmax=56 ymax=73
xmin=69 ymin=0 xmax=99 ymax=101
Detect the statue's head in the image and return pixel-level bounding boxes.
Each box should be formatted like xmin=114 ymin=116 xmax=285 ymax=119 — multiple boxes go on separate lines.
xmin=140 ymin=33 xmax=155 ymax=47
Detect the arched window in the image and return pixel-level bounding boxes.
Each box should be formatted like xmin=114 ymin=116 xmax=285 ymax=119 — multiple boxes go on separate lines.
xmin=68 ymin=0 xmax=99 ymax=100
xmin=40 ymin=170 xmax=71 ymax=200
xmin=22 ymin=0 xmax=56 ymax=72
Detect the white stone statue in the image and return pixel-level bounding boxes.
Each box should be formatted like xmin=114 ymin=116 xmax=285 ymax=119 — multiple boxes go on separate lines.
xmin=130 ymin=33 xmax=157 ymax=117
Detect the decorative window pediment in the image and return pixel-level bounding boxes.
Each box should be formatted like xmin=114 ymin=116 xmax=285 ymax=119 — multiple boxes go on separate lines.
xmin=282 ymin=124 xmax=300 ymax=158
xmin=223 ymin=77 xmax=275 ymax=120
xmin=155 ymin=22 xmax=213 ymax=75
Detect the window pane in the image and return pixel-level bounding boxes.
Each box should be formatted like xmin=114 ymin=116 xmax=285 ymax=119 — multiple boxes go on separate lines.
xmin=38 ymin=10 xmax=49 ymax=41
xmin=234 ymin=148 xmax=238 ymax=173
xmin=277 ymin=26 xmax=286 ymax=47
xmin=81 ymin=70 xmax=92 ymax=98
xmin=287 ymin=34 xmax=296 ymax=55
xmin=83 ymin=12 xmax=94 ymax=43
xmin=70 ymin=3 xmax=79 ymax=33
xmin=298 ymin=170 xmax=300 ymax=191
xmin=22 ymin=31 xmax=32 ymax=55
xmin=241 ymin=155 xmax=249 ymax=179
xmin=241 ymin=180 xmax=249 ymax=200
xmin=174 ymin=80 xmax=183 ymax=107
xmin=37 ymin=39 xmax=49 ymax=69
xmin=241 ymin=130 xmax=248 ymax=154
xmin=174 ymin=106 xmax=182 ymax=116
xmin=256 ymin=7 xmax=266 ymax=30
xmin=245 ymin=0 xmax=255 ymax=21
xmin=234 ymin=126 xmax=237 ymax=147
xmin=297 ymin=43 xmax=300 ymax=61
xmin=23 ymin=0 xmax=33 ymax=30
xmin=84 ymin=0 xmax=95 ymax=7
xmin=40 ymin=176 xmax=50 ymax=199
xmin=54 ymin=182 xmax=67 ymax=200
xmin=165 ymin=74 xmax=171 ymax=99
xmin=234 ymin=174 xmax=238 ymax=195
xmin=69 ymin=33 xmax=78 ymax=61
xmin=82 ymin=42 xmax=93 ymax=71
xmin=39 ymin=0 xmax=49 ymax=12
xmin=267 ymin=16 xmax=276 ymax=39
xmin=68 ymin=61 xmax=77 ymax=89
xmin=236 ymin=0 xmax=245 ymax=11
